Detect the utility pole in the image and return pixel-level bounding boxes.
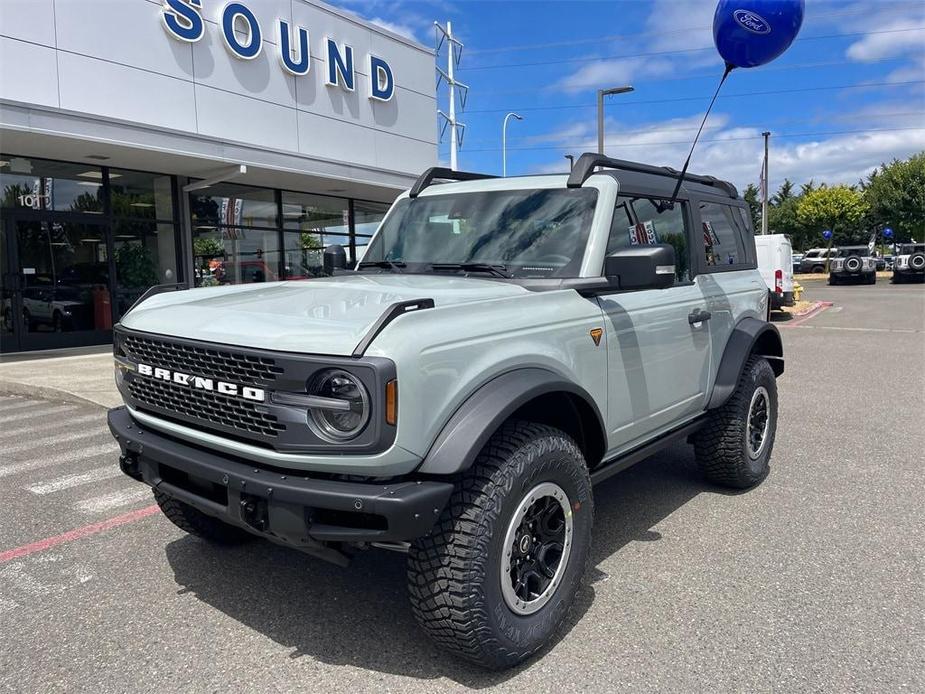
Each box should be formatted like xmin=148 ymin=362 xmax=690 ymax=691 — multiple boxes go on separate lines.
xmin=597 ymin=85 xmax=634 ymax=155
xmin=435 ymin=22 xmax=468 ymax=170
xmin=502 ymin=112 xmax=523 ymax=177
xmin=761 ymin=130 xmax=770 ymax=235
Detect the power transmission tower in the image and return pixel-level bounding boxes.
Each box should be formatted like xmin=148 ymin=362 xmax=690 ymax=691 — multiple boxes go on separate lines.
xmin=435 ymin=21 xmax=469 ymax=170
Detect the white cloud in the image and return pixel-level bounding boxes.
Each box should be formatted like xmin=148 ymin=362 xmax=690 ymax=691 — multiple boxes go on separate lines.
xmin=846 ymin=18 xmax=925 ymax=61
xmin=554 ymin=57 xmax=676 ymax=94
xmin=367 ymin=17 xmax=422 ymax=44
xmin=529 ymin=111 xmax=925 ymax=192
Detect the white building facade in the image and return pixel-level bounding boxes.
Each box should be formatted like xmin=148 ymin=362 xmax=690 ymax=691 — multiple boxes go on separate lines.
xmin=0 ymin=0 xmax=436 ymax=352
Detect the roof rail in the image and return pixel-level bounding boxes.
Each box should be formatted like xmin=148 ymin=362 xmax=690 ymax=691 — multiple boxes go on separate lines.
xmin=565 ymin=153 xmax=738 ymax=198
xmin=409 ymin=167 xmax=496 ymax=198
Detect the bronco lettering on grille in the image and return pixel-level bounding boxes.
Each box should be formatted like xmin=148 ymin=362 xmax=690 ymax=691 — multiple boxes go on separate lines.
xmin=136 ymin=363 xmax=265 ymax=402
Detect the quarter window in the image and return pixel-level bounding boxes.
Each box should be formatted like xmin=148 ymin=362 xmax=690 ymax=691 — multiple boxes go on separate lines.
xmin=699 ymin=202 xmax=744 ymax=267
xmin=607 ymin=196 xmax=690 ymax=282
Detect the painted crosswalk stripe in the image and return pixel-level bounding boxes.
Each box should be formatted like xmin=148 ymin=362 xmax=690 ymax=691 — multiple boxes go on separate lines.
xmin=0 ymin=400 xmax=46 ymax=413
xmin=0 ymin=443 xmax=119 ymax=479
xmin=26 ymin=466 xmax=124 ymax=495
xmin=0 ymin=405 xmax=78 ymax=425
xmin=0 ymin=414 xmax=104 ymax=440
xmin=3 ymin=429 xmax=107 ymax=456
xmin=75 ymin=488 xmax=151 ymax=515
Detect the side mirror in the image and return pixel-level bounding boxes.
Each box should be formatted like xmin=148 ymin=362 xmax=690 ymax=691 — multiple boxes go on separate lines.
xmin=604 ymin=244 xmax=676 ymax=290
xmin=322 ymin=244 xmax=347 ymax=276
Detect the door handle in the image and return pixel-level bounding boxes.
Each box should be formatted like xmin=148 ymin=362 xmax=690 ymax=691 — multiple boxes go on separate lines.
xmin=688 ymin=308 xmax=712 ymax=325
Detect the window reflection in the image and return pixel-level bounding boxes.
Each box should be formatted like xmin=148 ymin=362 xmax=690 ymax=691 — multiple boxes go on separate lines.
xmin=0 ymin=157 xmax=104 ymax=214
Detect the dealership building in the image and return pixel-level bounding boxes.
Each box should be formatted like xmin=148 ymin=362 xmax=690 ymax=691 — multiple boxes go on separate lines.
xmin=0 ymin=0 xmax=436 ymax=353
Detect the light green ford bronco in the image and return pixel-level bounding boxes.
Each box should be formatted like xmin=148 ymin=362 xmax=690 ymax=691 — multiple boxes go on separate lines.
xmin=108 ymin=153 xmax=783 ymax=669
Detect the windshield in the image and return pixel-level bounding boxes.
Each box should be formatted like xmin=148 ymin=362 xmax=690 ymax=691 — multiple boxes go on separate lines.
xmin=360 ymin=188 xmax=599 ymax=277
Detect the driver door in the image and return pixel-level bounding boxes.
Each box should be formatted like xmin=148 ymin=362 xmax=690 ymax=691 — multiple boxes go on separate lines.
xmin=597 ymin=194 xmax=712 ymax=454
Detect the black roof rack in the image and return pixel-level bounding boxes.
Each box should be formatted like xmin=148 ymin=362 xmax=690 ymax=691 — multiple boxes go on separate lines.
xmin=565 ymin=153 xmax=738 ymax=198
xmin=408 ymin=167 xmax=497 ymax=198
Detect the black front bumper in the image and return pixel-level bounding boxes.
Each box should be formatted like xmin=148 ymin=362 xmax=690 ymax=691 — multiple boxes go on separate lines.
xmin=108 ymin=407 xmax=453 ymax=547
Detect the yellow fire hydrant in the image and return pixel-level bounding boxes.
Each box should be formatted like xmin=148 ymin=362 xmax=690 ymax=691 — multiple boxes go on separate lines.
xmin=793 ymin=282 xmax=804 ymax=301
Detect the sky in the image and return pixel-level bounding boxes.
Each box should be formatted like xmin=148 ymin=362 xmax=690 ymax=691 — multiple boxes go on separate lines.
xmin=337 ymin=0 xmax=925 ymax=195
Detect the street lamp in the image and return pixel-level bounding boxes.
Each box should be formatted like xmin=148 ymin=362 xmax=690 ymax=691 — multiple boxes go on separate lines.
xmin=597 ymin=85 xmax=634 ymax=155
xmin=564 ymin=154 xmax=574 ymax=171
xmin=502 ymin=112 xmax=523 ymax=177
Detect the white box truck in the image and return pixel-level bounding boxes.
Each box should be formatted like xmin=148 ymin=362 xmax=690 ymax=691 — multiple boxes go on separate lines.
xmin=755 ymin=234 xmax=795 ymax=309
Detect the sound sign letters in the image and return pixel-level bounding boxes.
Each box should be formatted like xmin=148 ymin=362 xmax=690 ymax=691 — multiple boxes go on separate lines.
xmin=161 ymin=0 xmax=396 ymax=101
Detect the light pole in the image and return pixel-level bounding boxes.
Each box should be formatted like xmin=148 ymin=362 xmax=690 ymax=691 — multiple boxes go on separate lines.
xmin=564 ymin=154 xmax=574 ymax=171
xmin=597 ymin=85 xmax=634 ymax=155
xmin=502 ymin=112 xmax=523 ymax=177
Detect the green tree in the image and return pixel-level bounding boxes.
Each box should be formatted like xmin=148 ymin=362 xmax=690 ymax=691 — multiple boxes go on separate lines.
xmin=796 ymin=185 xmax=869 ymax=246
xmin=771 ymin=178 xmax=795 ymax=206
xmin=743 ymin=183 xmax=761 ymax=231
xmin=863 ymin=152 xmax=925 ymax=243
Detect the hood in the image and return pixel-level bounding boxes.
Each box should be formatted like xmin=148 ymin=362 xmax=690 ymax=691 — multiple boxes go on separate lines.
xmin=120 ymin=274 xmax=528 ymax=355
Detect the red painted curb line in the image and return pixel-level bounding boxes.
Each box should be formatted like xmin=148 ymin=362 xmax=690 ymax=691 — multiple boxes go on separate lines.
xmin=0 ymin=505 xmax=160 ymax=564
xmin=780 ymin=301 xmax=833 ymax=328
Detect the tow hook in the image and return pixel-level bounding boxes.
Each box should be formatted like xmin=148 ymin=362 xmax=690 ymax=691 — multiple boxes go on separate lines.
xmin=240 ymin=493 xmax=269 ymax=532
xmin=119 ymin=454 xmax=142 ymax=481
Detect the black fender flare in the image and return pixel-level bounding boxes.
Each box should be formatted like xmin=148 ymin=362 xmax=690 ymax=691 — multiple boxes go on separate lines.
xmin=707 ymin=317 xmax=784 ymax=410
xmin=417 ymin=368 xmax=606 ymax=476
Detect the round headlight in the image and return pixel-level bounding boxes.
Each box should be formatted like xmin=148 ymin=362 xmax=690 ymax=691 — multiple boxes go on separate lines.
xmin=307 ymin=369 xmax=370 ymax=442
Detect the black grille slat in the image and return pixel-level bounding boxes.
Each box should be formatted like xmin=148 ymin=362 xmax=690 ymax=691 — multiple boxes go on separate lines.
xmin=128 ymin=378 xmax=285 ymax=438
xmin=123 ymin=335 xmax=284 ymax=383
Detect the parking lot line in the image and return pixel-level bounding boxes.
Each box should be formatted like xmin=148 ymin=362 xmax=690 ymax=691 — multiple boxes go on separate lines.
xmin=0 ymin=414 xmax=105 ymax=440
xmin=26 ymin=466 xmax=124 ymax=495
xmin=74 ymin=488 xmax=152 ymax=515
xmin=0 ymin=405 xmax=78 ymax=425
xmin=0 ymin=505 xmax=160 ymax=564
xmin=0 ymin=443 xmax=119 ymax=479
xmin=4 ymin=429 xmax=108 ymax=456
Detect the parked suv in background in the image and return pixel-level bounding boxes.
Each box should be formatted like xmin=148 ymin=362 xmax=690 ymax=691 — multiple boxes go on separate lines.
xmin=107 ymin=154 xmax=783 ymax=670
xmin=798 ymin=247 xmax=837 ymax=273
xmin=892 ymin=243 xmax=925 ymax=283
xmin=828 ymin=245 xmax=877 ymax=284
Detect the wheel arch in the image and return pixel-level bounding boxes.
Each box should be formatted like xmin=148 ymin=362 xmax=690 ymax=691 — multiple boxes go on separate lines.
xmin=707 ymin=317 xmax=784 ymax=410
xmin=417 ymin=368 xmax=607 ymax=476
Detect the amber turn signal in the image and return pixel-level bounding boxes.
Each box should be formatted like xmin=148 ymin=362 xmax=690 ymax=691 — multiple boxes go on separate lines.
xmin=385 ymin=379 xmax=398 ymax=425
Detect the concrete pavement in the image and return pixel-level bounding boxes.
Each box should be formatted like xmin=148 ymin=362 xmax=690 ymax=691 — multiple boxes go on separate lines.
xmin=0 ymin=350 xmax=120 ymax=409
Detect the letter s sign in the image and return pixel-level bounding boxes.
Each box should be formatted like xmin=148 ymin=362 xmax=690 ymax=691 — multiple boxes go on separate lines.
xmin=162 ymin=0 xmax=204 ymax=43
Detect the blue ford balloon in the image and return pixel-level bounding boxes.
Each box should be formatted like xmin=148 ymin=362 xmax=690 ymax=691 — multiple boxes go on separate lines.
xmin=823 ymin=230 xmax=833 ymax=240
xmin=883 ymin=227 xmax=893 ymax=238
xmin=714 ymin=0 xmax=805 ymax=69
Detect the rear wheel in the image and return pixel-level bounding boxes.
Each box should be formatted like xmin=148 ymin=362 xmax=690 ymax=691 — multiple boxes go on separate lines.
xmin=811 ymin=264 xmax=825 ymax=273
xmin=154 ymin=490 xmax=252 ymax=545
xmin=694 ymin=357 xmax=778 ymax=489
xmin=407 ymin=421 xmax=593 ymax=670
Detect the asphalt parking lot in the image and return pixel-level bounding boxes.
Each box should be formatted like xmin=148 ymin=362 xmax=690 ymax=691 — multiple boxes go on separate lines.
xmin=1 ymin=280 xmax=922 ymax=693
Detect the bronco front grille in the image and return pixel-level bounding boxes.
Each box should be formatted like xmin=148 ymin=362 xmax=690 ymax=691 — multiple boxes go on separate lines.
xmin=128 ymin=378 xmax=285 ymax=439
xmin=122 ymin=335 xmax=284 ymax=383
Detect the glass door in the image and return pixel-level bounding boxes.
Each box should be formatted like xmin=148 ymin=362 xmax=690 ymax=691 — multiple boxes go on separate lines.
xmin=1 ymin=214 xmax=112 ymax=352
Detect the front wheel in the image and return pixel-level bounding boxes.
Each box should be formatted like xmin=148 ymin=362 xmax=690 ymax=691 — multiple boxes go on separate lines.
xmin=694 ymin=357 xmax=778 ymax=489
xmin=407 ymin=422 xmax=593 ymax=670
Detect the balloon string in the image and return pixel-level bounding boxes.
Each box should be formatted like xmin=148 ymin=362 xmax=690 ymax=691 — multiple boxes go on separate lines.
xmin=669 ymin=62 xmax=735 ymax=201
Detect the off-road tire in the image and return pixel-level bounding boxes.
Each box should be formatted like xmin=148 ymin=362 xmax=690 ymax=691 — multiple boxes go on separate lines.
xmin=154 ymin=489 xmax=252 ymax=545
xmin=694 ymin=357 xmax=778 ymax=489
xmin=407 ymin=421 xmax=593 ymax=670
xmin=811 ymin=264 xmax=825 ymax=273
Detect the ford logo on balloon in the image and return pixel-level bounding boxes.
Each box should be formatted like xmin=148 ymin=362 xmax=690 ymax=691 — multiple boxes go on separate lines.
xmin=715 ymin=0 xmax=804 ymax=69
xmin=733 ymin=10 xmax=771 ymax=35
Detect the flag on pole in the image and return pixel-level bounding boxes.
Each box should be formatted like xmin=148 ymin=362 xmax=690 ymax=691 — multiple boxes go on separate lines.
xmin=868 ymin=232 xmax=876 ymax=256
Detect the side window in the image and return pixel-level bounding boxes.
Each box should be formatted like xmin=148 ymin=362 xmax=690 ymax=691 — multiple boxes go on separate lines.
xmin=699 ymin=201 xmax=744 ymax=268
xmin=606 ymin=196 xmax=690 ymax=282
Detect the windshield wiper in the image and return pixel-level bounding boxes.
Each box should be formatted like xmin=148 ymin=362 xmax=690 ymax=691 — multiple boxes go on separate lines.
xmin=429 ymin=263 xmax=512 ymax=278
xmin=356 ymin=260 xmax=406 ymax=273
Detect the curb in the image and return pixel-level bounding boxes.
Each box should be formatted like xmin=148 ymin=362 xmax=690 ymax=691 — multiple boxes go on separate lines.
xmin=0 ymin=381 xmax=113 ymax=410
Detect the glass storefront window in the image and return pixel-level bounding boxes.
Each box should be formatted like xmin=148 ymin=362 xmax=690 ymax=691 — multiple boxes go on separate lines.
xmin=113 ymin=221 xmax=179 ymax=290
xmin=192 ymin=225 xmax=280 ymax=287
xmin=1 ymin=156 xmax=104 ymax=214
xmin=190 ymin=183 xmax=277 ymax=229
xmin=109 ymin=170 xmax=175 ymax=221
xmin=354 ymin=201 xmax=390 ymax=236
xmin=282 ymin=192 xmax=349 ymax=238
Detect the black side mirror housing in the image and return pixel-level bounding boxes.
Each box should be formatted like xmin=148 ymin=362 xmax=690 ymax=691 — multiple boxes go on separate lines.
xmin=604 ymin=244 xmax=676 ymax=290
xmin=322 ymin=244 xmax=347 ymax=276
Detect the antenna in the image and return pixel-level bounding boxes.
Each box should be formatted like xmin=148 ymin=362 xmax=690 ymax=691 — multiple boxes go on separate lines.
xmin=434 ymin=21 xmax=469 ymax=170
